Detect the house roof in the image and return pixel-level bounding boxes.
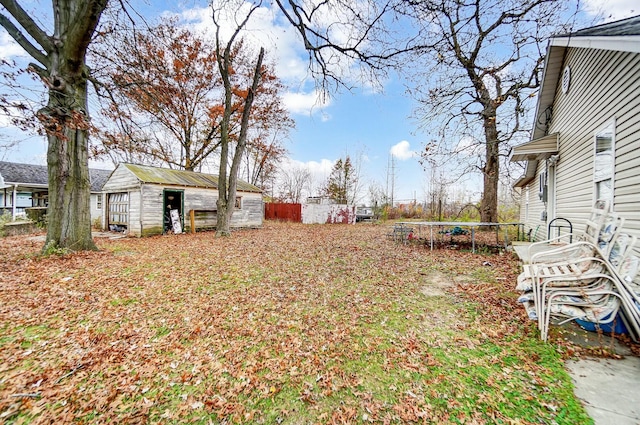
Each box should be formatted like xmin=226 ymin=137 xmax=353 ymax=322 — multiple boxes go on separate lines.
xmin=0 ymin=161 xmax=112 ymax=192
xmin=89 ymin=169 xmax=113 ymax=192
xmin=122 ymin=163 xmax=262 ymax=193
xmin=0 ymin=161 xmax=48 ymax=187
xmin=569 ymin=15 xmax=640 ymax=37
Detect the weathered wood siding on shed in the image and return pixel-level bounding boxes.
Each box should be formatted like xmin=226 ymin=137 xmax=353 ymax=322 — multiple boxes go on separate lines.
xmin=102 ymin=164 xmax=263 ymax=236
xmin=102 ymin=166 xmax=141 ymax=192
xmin=137 ymin=185 xmax=263 ymax=236
xmin=520 ymin=47 xmax=640 ymax=246
xmin=128 ymin=190 xmax=142 ymax=236
xmin=233 ymin=194 xmax=263 ymax=227
xmin=139 ymin=185 xmax=164 ymax=236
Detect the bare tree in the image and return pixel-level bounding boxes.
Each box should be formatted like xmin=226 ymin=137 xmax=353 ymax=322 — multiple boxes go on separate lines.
xmin=0 ymin=0 xmax=109 ymax=251
xmin=403 ymin=0 xmax=577 ymax=222
xmin=274 ymin=0 xmax=412 ymax=91
xmin=91 ymin=19 xmax=292 ymax=173
xmin=211 ymin=0 xmax=266 ymax=236
xmin=212 ymin=0 xmax=410 ymax=234
xmin=277 ymin=163 xmax=311 ymax=203
xmin=242 ymin=131 xmax=289 ymax=192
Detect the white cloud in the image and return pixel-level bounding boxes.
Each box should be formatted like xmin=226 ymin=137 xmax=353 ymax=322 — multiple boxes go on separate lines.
xmin=279 ymin=157 xmax=334 ymax=192
xmin=581 ymin=0 xmax=638 ymax=21
xmin=178 ymin=4 xmax=310 ymax=84
xmin=390 ymin=140 xmax=415 ymax=161
xmin=284 ymin=157 xmax=333 ymax=177
xmin=0 ymin=32 xmax=29 ymax=60
xmin=282 ymin=90 xmax=331 ymax=115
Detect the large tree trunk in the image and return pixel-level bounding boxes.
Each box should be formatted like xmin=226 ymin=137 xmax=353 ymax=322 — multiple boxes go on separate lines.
xmin=215 ymin=196 xmax=232 ymax=237
xmin=42 ymin=60 xmax=97 ymax=251
xmin=215 ymin=46 xmax=264 ymax=237
xmin=216 ymin=134 xmax=232 ymax=237
xmin=481 ymin=118 xmax=499 ymax=223
xmin=0 ymin=0 xmax=108 ymax=252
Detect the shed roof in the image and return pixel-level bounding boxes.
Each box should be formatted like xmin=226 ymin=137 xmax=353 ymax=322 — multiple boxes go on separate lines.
xmin=122 ymin=163 xmax=262 ymax=193
xmin=0 ymin=161 xmax=111 ymax=192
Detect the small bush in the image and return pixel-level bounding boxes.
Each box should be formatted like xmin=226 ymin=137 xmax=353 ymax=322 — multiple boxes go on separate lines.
xmin=92 ymin=217 xmax=103 ymax=230
xmin=41 ymin=240 xmax=71 ymax=256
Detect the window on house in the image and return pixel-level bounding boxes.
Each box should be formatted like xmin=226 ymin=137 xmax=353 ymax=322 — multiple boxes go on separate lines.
xmin=594 ymin=122 xmax=615 ymax=205
xmin=97 ymin=193 xmax=103 ymax=210
xmin=235 ymin=196 xmax=242 ymax=209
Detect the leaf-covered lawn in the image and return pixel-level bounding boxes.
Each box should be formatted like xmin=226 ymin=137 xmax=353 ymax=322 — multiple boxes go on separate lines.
xmin=0 ymin=222 xmax=591 ymax=424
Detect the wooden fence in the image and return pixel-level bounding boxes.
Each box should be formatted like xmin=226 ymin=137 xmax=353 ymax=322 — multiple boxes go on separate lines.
xmin=264 ymin=203 xmax=302 ymax=222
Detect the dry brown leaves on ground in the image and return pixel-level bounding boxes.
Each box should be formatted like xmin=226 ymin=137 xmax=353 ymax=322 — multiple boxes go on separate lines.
xmin=0 ymin=222 xmax=591 ymax=424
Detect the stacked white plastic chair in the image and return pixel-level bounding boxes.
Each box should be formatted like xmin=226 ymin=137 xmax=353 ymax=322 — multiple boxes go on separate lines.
xmin=515 ymin=200 xmax=640 ymax=341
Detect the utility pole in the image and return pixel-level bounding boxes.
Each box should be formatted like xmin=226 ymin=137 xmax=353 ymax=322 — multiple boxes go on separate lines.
xmin=390 ymin=154 xmax=395 ymax=207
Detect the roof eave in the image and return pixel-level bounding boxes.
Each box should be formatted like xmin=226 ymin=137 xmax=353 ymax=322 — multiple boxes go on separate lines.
xmin=513 ymin=160 xmax=538 ymax=188
xmin=550 ymin=35 xmax=640 ymax=54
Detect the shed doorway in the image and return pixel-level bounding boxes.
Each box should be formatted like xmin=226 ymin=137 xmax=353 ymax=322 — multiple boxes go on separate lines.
xmin=163 ymin=189 xmax=184 ymax=233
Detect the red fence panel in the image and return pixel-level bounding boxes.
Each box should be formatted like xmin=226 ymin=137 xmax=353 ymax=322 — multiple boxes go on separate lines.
xmin=264 ymin=203 xmax=302 ymax=222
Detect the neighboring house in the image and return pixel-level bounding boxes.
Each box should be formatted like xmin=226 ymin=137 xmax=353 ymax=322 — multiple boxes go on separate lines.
xmin=511 ymin=15 xmax=640 ymax=249
xmin=101 ymin=163 xmax=263 ymax=236
xmin=0 ymin=161 xmax=110 ymax=222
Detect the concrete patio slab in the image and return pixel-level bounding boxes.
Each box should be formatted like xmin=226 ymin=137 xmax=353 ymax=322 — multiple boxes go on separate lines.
xmin=567 ymin=356 xmax=640 ymax=425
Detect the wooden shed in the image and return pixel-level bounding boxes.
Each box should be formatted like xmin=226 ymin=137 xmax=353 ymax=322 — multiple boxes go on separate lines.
xmin=101 ymin=163 xmax=263 ymax=236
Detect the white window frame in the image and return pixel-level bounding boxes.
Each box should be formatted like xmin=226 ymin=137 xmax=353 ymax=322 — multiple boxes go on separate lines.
xmin=108 ymin=192 xmax=129 ymax=225
xmin=593 ymin=120 xmax=615 ymax=206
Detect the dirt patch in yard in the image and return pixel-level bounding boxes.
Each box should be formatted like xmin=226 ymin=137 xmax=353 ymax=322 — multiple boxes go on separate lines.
xmin=420 ymin=271 xmax=454 ymax=297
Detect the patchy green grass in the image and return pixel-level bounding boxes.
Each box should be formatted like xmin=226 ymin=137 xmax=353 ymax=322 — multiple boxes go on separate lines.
xmin=0 ymin=222 xmax=593 ymax=424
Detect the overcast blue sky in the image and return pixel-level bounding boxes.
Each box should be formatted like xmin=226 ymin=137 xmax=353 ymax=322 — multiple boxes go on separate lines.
xmin=0 ymin=0 xmax=638 ymax=204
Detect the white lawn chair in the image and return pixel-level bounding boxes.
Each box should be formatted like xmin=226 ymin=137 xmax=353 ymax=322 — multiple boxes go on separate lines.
xmin=530 ymin=213 xmax=623 ymax=264
xmin=526 ymin=200 xmax=609 ymax=261
xmin=541 ymin=252 xmax=640 ymax=341
xmin=517 ymin=229 xmax=634 ymax=333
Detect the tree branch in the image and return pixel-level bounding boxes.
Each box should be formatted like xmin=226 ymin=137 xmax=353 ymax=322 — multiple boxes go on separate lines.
xmin=0 ymin=12 xmax=49 ymax=66
xmin=62 ymin=0 xmax=109 ymax=68
xmin=0 ymin=0 xmax=54 ymax=54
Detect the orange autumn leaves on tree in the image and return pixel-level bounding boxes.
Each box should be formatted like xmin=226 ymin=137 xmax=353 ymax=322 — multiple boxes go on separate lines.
xmin=92 ymin=20 xmax=291 ymax=173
